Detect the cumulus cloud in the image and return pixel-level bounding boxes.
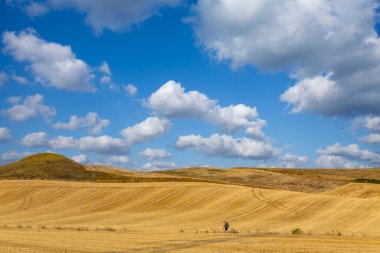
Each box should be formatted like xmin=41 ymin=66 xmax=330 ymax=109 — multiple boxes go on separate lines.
xmin=147 ymin=80 xmax=267 ymax=135
xmin=6 ymin=1 xmax=49 ymax=17
xmin=78 ymin=135 xmax=128 ymax=155
xmin=20 ymin=131 xmax=130 ymax=155
xmin=360 ymin=134 xmax=380 ymax=145
xmin=99 ymin=62 xmax=111 ymax=76
xmin=279 ymin=153 xmax=308 ymax=168
xmin=141 ymin=161 xmax=176 ymax=171
xmin=25 ymin=2 xmax=49 ymax=17
xmin=20 ymin=132 xmax=49 ymax=148
xmin=353 ymin=115 xmax=380 ymax=145
xmin=176 ymin=134 xmax=279 ymax=160
xmin=20 ymin=132 xmax=76 ymax=149
xmin=193 ymin=0 xmax=380 ymax=116
xmin=49 ymin=136 xmax=77 ymax=149
xmin=146 ymin=80 xmax=216 ymax=118
xmin=98 ymin=61 xmax=118 ymax=90
xmin=125 ymin=84 xmax=138 ymax=96
xmin=2 ymin=29 xmax=94 ymax=91
xmin=8 ymin=0 xmax=181 ymax=33
xmin=2 ymin=94 xmax=56 ymax=121
xmin=71 ymin=154 xmax=87 ymax=164
xmin=121 ymin=117 xmax=170 ymax=144
xmin=0 ymin=127 xmax=11 ymax=143
xmin=209 ymin=104 xmax=264 ymax=133
xmin=316 ymin=155 xmax=360 ymax=169
xmin=359 ymin=115 xmax=380 ymax=133
xmin=316 ymin=143 xmax=380 ymax=168
xmin=45 ymin=0 xmax=181 ymax=33
xmin=52 ymin=112 xmax=109 ymax=134
xmin=102 ymin=155 xmax=130 ymax=166
xmin=100 ymin=76 xmax=112 ymax=85
xmin=0 ymin=150 xmax=32 ymax=163
xmin=140 ymin=148 xmax=171 ymax=160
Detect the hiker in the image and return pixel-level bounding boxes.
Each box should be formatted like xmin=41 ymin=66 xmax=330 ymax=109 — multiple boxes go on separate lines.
xmin=223 ymin=221 xmax=230 ymax=232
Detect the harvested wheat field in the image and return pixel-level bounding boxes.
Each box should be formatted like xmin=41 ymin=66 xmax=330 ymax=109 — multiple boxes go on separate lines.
xmin=0 ymin=180 xmax=380 ymax=252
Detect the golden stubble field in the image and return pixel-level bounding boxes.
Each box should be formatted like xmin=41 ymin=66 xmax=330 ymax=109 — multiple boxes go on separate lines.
xmin=0 ymin=180 xmax=380 ymax=253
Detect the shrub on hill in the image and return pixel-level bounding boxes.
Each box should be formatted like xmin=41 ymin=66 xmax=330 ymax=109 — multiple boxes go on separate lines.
xmin=0 ymin=153 xmax=128 ymax=181
xmin=354 ymin=178 xmax=380 ymax=184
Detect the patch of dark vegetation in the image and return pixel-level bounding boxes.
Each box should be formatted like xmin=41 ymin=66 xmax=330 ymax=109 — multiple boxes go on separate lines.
xmin=354 ymin=178 xmax=380 ymax=184
xmin=96 ymin=226 xmax=116 ymax=232
xmin=291 ymin=228 xmax=303 ymax=235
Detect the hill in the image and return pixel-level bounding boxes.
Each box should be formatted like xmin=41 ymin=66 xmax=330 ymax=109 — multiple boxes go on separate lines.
xmin=325 ymin=183 xmax=380 ymax=198
xmin=0 ymin=153 xmax=134 ymax=181
xmin=1 ymin=180 xmax=379 ymax=235
xmin=2 ymin=153 xmax=380 ymax=192
xmin=0 ymin=153 xmax=208 ymax=183
xmin=154 ymin=167 xmax=380 ymax=193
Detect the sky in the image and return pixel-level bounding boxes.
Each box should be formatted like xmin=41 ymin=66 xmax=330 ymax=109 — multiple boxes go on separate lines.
xmin=1 ymin=0 xmax=380 ymax=170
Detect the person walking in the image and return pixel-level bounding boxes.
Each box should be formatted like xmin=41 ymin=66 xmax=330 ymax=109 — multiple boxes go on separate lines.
xmin=223 ymin=221 xmax=230 ymax=232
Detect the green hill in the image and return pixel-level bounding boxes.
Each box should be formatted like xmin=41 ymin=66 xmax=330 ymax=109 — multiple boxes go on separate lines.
xmin=0 ymin=153 xmax=207 ymax=183
xmin=0 ymin=153 xmax=129 ymax=181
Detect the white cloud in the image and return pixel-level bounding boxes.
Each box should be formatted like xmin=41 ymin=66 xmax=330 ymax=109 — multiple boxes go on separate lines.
xmin=11 ymin=72 xmax=28 ymax=84
xmin=0 ymin=127 xmax=11 ymax=143
xmin=193 ymin=0 xmax=380 ymax=116
xmin=121 ymin=117 xmax=170 ymax=144
xmin=20 ymin=131 xmax=128 ymax=154
xmin=98 ymin=61 xmax=116 ymax=89
xmin=25 ymin=2 xmax=49 ymax=17
xmin=49 ymin=136 xmax=77 ymax=149
xmin=245 ymin=122 xmax=266 ymax=140
xmin=2 ymin=94 xmax=56 ymax=121
xmin=140 ymin=148 xmax=171 ymax=160
xmin=78 ymin=135 xmax=128 ymax=155
xmin=280 ymin=74 xmax=340 ymax=115
xmin=208 ymin=104 xmax=262 ymax=132
xmin=71 ymin=154 xmax=87 ymax=164
xmin=103 ymin=155 xmax=130 ymax=165
xmin=0 ymin=150 xmax=32 ymax=163
xmin=2 ymin=29 xmax=95 ymax=91
xmin=146 ymin=80 xmax=216 ymax=118
xmin=360 ymin=134 xmax=380 ymax=145
xmin=125 ymin=84 xmax=138 ymax=96
xmin=279 ymin=153 xmax=308 ymax=168
xmin=52 ymin=112 xmax=109 ymax=134
xmin=353 ymin=115 xmax=380 ymax=145
xmin=20 ymin=132 xmax=49 ymax=148
xmin=6 ymin=1 xmax=49 ymax=17
xmin=100 ymin=75 xmax=112 ymax=85
xmin=141 ymin=161 xmax=176 ymax=171
xmin=316 ymin=155 xmax=360 ymax=169
xmin=99 ymin=62 xmax=111 ymax=76
xmin=176 ymin=134 xmax=279 ymax=160
xmin=316 ymin=143 xmax=380 ymax=168
xmin=356 ymin=115 xmax=380 ymax=133
xmin=45 ymin=0 xmax=181 ymax=33
xmin=147 ymin=80 xmax=267 ymax=135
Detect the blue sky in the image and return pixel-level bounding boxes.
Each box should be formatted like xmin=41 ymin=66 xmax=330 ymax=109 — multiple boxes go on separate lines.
xmin=1 ymin=0 xmax=380 ymax=170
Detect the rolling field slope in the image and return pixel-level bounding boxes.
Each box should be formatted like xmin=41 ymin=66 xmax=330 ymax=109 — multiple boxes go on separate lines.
xmin=326 ymin=183 xmax=380 ymax=198
xmin=0 ymin=180 xmax=380 ymax=252
xmin=155 ymin=167 xmax=380 ymax=192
